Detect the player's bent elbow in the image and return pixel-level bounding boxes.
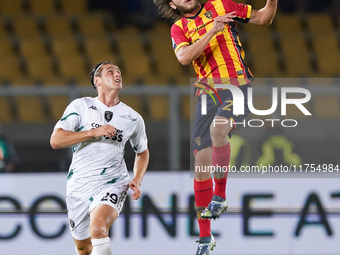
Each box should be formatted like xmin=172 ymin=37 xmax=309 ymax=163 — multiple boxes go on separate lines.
xmin=50 ymin=141 xmax=59 ymax=150
xmin=250 ymin=10 xmax=274 ymax=26
xmin=255 ymin=18 xmax=273 ymax=26
xmin=50 ymin=137 xmax=61 ymax=149
xmin=182 ymin=61 xmax=191 ymax=66
xmin=176 ymin=53 xmax=191 ymax=66
xmin=263 ymin=19 xmax=273 ymax=26
xmin=178 ymin=57 xmax=191 ymax=66
xmin=50 ymin=128 xmax=66 ymax=149
xmin=175 ymin=46 xmax=193 ymax=65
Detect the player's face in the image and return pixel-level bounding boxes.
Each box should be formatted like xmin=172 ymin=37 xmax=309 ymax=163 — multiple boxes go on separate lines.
xmin=170 ymin=0 xmax=200 ymax=15
xmin=99 ymin=64 xmax=122 ymax=91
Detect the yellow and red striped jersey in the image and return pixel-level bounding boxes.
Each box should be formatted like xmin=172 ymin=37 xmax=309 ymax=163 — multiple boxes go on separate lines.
xmin=171 ymin=0 xmax=253 ymax=95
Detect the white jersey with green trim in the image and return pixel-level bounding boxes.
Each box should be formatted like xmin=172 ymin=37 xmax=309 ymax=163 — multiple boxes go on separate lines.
xmin=54 ymin=97 xmax=148 ymax=198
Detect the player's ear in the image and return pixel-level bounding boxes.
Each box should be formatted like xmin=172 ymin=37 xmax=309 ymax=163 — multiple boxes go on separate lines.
xmin=94 ymin=76 xmax=101 ymax=87
xmin=169 ymin=1 xmax=177 ymax=10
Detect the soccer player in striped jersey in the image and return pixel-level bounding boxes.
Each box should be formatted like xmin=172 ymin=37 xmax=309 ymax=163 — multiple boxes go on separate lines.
xmin=50 ymin=61 xmax=149 ymax=255
xmin=154 ymin=0 xmax=277 ymax=254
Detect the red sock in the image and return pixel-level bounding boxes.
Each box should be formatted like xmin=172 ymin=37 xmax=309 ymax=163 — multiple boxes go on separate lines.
xmin=212 ymin=143 xmax=230 ymax=199
xmin=194 ymin=178 xmax=213 ymax=238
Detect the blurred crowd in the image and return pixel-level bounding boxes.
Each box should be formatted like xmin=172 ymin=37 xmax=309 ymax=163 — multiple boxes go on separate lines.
xmin=279 ymin=0 xmax=334 ymax=13
xmin=88 ymin=0 xmax=159 ymax=30
xmin=87 ymin=0 xmax=337 ymax=30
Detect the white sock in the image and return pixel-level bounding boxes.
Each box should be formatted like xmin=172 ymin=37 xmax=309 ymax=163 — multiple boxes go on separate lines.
xmin=91 ymin=237 xmax=112 ymax=255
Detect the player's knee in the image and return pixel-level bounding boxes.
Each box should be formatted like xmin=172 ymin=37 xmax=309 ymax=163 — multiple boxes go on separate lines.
xmin=194 ymin=148 xmax=211 ymax=166
xmin=195 ymin=157 xmax=206 ymax=168
xmin=210 ymin=122 xmax=232 ymax=142
xmin=90 ymin=225 xmax=108 ymax=239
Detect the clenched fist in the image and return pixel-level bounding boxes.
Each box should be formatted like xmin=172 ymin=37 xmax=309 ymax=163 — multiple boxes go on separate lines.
xmin=92 ymin=124 xmax=116 ymax=138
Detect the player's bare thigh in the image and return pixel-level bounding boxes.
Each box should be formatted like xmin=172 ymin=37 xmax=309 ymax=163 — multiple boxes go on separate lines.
xmin=210 ymin=116 xmax=233 ymax=146
xmin=90 ymin=204 xmax=118 ymax=239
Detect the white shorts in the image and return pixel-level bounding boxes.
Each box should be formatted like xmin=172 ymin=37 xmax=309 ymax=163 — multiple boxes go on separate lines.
xmin=66 ymin=177 xmax=129 ymax=240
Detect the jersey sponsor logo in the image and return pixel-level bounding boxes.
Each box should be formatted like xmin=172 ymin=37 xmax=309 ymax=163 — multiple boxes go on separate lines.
xmin=119 ymin=113 xmax=137 ymax=122
xmin=89 ymin=105 xmax=98 ymax=111
xmin=113 ymin=129 xmax=123 ymax=142
xmin=105 ymin=111 xmax=113 ymax=122
xmin=204 ymin=10 xmax=213 ymax=19
xmin=91 ymin=123 xmax=102 ymax=128
xmin=104 ymin=128 xmax=123 ymax=142
xmin=91 ymin=123 xmax=124 ymax=142
xmin=188 ymin=19 xmax=214 ymax=34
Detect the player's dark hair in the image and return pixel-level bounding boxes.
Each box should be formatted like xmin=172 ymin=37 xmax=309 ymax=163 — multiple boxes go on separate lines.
xmin=153 ymin=0 xmax=183 ymax=21
xmin=89 ymin=61 xmax=116 ymax=89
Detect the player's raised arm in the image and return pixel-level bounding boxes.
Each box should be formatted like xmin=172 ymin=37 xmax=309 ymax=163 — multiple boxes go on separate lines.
xmin=50 ymin=125 xmax=116 ymax=149
xmin=129 ymin=148 xmax=150 ymax=200
xmin=248 ymin=0 xmax=278 ymax=26
xmin=175 ymin=12 xmax=237 ymax=65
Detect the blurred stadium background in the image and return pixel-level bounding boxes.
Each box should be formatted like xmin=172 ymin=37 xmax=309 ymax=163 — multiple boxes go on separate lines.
xmin=0 ymin=0 xmax=339 ymax=254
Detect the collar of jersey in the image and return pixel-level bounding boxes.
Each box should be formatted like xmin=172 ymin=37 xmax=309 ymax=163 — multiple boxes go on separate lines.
xmin=95 ymin=97 xmax=121 ymax=110
xmin=185 ymin=3 xmax=205 ymax=20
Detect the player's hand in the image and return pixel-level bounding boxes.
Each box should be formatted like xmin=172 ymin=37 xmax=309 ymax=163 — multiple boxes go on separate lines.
xmin=92 ymin=124 xmax=116 ymax=138
xmin=129 ymin=179 xmax=142 ymax=200
xmin=211 ymin=11 xmax=237 ymax=34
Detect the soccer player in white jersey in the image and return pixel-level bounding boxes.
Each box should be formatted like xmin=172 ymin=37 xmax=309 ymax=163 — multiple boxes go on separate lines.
xmin=50 ymin=61 xmax=149 ymax=255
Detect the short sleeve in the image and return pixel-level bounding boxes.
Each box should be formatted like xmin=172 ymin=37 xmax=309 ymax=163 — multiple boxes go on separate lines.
xmin=171 ymin=22 xmax=190 ymax=53
xmin=129 ymin=114 xmax=148 ymax=154
xmin=54 ymin=99 xmax=81 ymax=132
xmin=221 ymin=0 xmax=252 ymax=23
